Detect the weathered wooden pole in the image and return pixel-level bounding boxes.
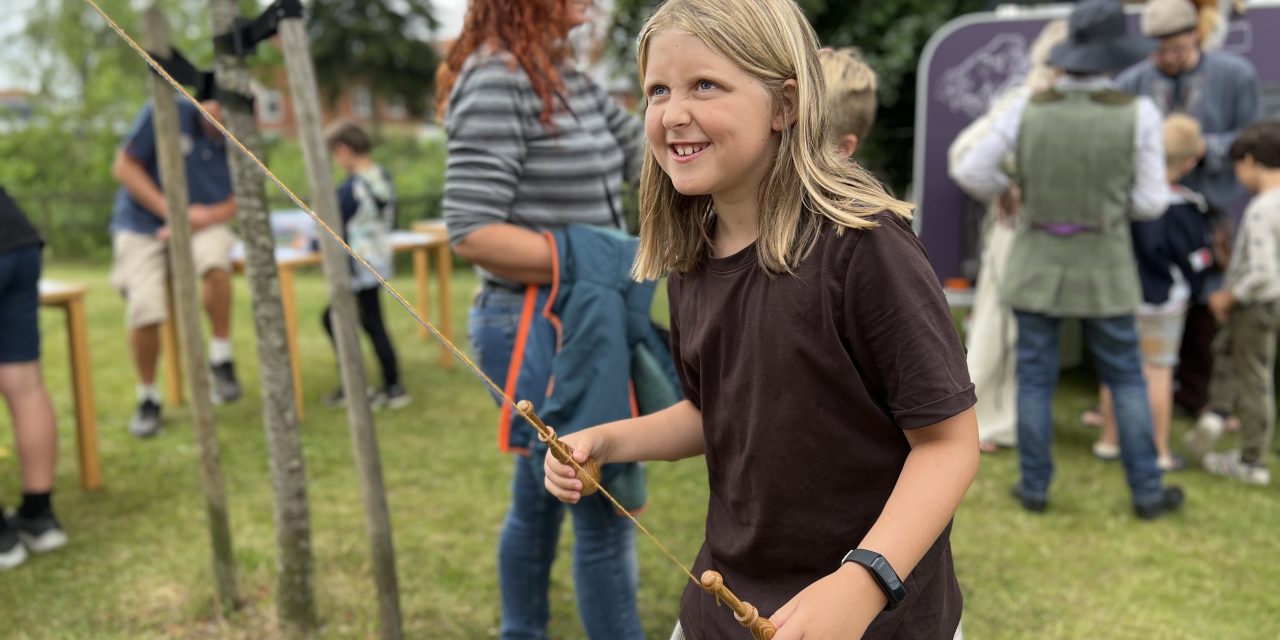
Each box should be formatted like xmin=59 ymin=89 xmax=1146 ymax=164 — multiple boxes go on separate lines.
xmin=204 ymin=0 xmax=317 ymax=632
xmin=143 ymin=6 xmax=238 ymax=616
xmin=277 ymin=14 xmax=404 ymax=640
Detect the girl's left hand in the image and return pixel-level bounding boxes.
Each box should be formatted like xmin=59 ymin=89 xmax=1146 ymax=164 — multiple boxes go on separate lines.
xmin=770 ymin=564 xmax=886 ymax=640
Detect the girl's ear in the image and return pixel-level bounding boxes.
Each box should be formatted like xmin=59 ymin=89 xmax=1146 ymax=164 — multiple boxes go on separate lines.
xmin=771 ymin=79 xmax=799 ymax=132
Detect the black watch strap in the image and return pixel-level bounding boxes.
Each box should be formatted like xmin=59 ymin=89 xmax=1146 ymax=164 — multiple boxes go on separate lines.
xmin=841 ymin=549 xmax=907 ymax=610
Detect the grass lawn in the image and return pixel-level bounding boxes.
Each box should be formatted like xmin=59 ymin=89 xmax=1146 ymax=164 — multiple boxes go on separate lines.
xmin=1 ymin=261 xmax=1277 ymax=639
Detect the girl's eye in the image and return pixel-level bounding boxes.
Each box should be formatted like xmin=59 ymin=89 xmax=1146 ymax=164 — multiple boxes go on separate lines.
xmin=648 ymin=85 xmax=670 ymax=98
xmin=697 ymin=80 xmax=718 ymax=91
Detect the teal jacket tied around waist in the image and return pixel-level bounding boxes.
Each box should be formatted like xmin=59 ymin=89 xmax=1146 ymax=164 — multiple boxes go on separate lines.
xmin=496 ymin=225 xmax=681 ymax=512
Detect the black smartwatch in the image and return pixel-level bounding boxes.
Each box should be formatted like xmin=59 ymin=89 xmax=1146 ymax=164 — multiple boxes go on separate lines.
xmin=841 ymin=549 xmax=907 ymax=610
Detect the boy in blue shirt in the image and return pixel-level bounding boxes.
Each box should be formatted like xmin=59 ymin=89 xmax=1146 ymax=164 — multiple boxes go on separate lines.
xmin=320 ymin=121 xmax=406 ymax=409
xmin=110 ymin=96 xmax=241 ymax=438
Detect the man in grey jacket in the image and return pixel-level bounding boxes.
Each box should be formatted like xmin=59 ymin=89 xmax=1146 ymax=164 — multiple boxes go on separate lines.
xmin=1117 ymin=0 xmax=1262 ymax=211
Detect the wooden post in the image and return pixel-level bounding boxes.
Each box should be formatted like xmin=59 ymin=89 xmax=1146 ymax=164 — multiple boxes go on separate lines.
xmin=144 ymin=6 xmax=238 ymax=616
xmin=205 ymin=0 xmax=317 ymax=631
xmin=277 ymin=16 xmax=404 ymax=639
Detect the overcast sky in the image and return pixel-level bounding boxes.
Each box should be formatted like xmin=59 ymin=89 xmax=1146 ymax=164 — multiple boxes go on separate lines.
xmin=0 ymin=0 xmax=471 ymax=91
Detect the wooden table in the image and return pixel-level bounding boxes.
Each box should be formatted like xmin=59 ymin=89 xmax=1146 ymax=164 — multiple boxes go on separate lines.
xmin=37 ymin=280 xmax=102 ymax=491
xmin=410 ymin=220 xmax=454 ymax=361
xmin=162 ymin=222 xmax=454 ymax=418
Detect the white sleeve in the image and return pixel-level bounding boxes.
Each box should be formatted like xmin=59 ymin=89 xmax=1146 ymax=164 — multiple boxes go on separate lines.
xmin=1128 ymin=98 xmax=1169 ymax=221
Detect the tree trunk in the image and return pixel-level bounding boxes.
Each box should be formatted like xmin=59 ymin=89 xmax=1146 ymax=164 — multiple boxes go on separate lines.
xmin=205 ymin=0 xmax=317 ymax=632
xmin=278 ymin=18 xmax=404 ymax=640
xmin=143 ymin=6 xmax=238 ymax=617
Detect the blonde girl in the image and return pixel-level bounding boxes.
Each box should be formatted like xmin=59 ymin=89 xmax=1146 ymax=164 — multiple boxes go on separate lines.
xmin=545 ymin=0 xmax=979 ymax=638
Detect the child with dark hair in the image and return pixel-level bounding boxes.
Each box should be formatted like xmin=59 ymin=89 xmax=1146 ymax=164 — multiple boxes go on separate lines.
xmin=1185 ymin=119 xmax=1280 ymax=485
xmin=320 ymin=120 xmax=406 ymax=409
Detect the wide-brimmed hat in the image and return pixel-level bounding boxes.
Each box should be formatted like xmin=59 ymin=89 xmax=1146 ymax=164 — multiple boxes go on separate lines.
xmin=1048 ymin=0 xmax=1156 ymax=74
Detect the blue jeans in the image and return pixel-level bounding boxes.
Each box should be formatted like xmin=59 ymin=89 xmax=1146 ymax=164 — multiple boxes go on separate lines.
xmin=1013 ymin=311 xmax=1165 ymax=506
xmin=470 ymin=286 xmax=642 ymax=640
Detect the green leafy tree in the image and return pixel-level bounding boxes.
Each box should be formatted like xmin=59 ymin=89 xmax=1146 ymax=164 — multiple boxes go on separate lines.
xmin=608 ymin=0 xmax=989 ymax=192
xmin=3 ymin=0 xmax=223 ymax=256
xmin=306 ymin=0 xmax=440 ymax=122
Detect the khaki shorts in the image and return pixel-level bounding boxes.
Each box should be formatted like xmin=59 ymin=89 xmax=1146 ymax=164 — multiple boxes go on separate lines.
xmin=110 ymin=225 xmax=236 ymax=329
xmin=1136 ymin=307 xmax=1187 ymax=368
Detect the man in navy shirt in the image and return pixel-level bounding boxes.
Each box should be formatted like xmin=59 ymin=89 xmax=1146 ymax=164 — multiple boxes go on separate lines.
xmin=110 ymin=96 xmax=241 ymax=437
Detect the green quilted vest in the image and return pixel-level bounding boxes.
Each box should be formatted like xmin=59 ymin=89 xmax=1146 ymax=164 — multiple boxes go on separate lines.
xmin=1002 ymin=88 xmax=1142 ymax=317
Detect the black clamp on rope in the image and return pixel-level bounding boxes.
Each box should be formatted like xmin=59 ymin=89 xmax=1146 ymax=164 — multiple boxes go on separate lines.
xmin=213 ymin=0 xmax=305 ymax=58
xmin=146 ymin=47 xmax=219 ymax=102
xmin=146 ymin=46 xmax=254 ymax=109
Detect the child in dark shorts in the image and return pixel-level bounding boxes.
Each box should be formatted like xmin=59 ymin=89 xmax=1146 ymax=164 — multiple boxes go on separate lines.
xmin=0 ymin=186 xmax=67 ymax=570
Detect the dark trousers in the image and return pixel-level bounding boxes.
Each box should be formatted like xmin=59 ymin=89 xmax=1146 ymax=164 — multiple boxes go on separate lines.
xmin=322 ymin=287 xmax=399 ymax=388
xmin=1174 ymin=303 xmax=1218 ymax=415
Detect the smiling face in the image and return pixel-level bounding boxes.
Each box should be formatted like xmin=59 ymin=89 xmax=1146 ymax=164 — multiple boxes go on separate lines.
xmin=643 ymin=29 xmax=785 ymax=207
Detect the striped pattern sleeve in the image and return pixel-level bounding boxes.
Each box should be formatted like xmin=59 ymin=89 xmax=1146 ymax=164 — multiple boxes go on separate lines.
xmin=589 ymin=79 xmax=645 ymax=183
xmin=443 ymin=59 xmax=529 ymax=246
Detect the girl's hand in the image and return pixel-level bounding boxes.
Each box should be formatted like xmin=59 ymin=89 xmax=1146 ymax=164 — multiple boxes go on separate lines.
xmin=770 ymin=564 xmax=886 ymax=640
xmin=543 ymin=428 xmax=611 ymax=504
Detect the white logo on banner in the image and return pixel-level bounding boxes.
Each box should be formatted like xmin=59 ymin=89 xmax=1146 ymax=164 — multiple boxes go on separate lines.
xmin=939 ymin=34 xmax=1030 ymax=118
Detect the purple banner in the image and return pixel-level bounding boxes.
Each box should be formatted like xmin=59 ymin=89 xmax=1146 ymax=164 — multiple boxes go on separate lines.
xmin=912 ymin=2 xmax=1280 ymax=283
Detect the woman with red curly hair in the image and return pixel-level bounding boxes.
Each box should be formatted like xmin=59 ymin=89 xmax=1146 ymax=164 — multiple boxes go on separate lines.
xmin=438 ymin=1 xmax=645 ymax=638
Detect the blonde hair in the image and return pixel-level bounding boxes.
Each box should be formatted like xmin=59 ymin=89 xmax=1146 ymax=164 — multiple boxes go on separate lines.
xmin=1163 ymin=112 xmax=1205 ymax=180
xmin=818 ymin=47 xmax=877 ymax=143
xmin=632 ymin=0 xmax=912 ymax=279
xmin=1026 ymin=19 xmax=1068 ymax=92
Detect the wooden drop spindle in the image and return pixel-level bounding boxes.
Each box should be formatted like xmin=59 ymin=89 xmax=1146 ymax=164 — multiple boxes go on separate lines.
xmin=516 ymin=400 xmax=602 ymax=496
xmin=699 ymin=570 xmax=777 ymax=640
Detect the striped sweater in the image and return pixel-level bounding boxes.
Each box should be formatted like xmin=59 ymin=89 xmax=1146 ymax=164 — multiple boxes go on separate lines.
xmin=442 ymin=49 xmax=644 ymax=263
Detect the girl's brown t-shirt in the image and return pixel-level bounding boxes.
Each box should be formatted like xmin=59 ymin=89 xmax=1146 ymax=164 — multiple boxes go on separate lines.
xmin=670 ymin=213 xmax=975 ymax=639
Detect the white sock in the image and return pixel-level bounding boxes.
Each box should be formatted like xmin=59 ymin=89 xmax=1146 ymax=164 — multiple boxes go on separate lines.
xmin=137 ymin=384 xmax=161 ymax=404
xmin=209 ymin=338 xmax=233 ymax=365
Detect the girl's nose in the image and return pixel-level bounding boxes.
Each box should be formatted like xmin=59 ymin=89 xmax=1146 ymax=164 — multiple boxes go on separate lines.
xmin=662 ymin=100 xmax=691 ymax=129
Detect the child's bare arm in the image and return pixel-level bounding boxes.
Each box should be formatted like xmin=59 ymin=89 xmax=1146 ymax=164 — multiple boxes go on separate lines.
xmin=771 ymin=407 xmax=979 ymax=639
xmin=544 ymin=399 xmax=704 ymax=504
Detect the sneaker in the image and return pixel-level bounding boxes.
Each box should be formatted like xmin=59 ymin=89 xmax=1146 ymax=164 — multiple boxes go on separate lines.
xmin=1183 ymin=412 xmax=1225 ymax=464
xmin=321 ymin=387 xmax=346 ymax=408
xmin=1134 ymin=485 xmax=1185 ymax=520
xmin=371 ymin=384 xmax=410 ymax=410
xmin=1010 ymin=485 xmax=1047 ymax=513
xmin=128 ymin=398 xmax=163 ymax=438
xmin=1092 ymin=441 xmax=1121 ymax=461
xmin=1203 ymin=449 xmax=1271 ymax=486
xmin=0 ymin=515 xmax=28 ymax=571
xmin=210 ymin=361 xmax=243 ymax=405
xmin=6 ymin=508 xmax=67 ymax=554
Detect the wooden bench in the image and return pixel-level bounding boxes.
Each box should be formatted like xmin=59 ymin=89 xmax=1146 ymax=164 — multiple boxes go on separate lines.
xmin=37 ymin=280 xmax=102 ymax=491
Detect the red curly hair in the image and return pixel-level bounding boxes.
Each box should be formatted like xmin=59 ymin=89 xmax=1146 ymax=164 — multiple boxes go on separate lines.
xmin=436 ymin=0 xmax=568 ymax=125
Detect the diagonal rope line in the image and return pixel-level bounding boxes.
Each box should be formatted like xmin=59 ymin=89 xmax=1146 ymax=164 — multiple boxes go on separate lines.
xmin=84 ymin=0 xmax=699 ymax=588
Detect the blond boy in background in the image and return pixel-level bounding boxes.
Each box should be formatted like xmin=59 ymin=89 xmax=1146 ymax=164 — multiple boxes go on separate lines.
xmin=819 ymin=47 xmax=877 ymax=158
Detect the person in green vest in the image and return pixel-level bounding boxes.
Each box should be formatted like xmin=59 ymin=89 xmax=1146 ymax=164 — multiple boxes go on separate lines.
xmin=953 ymin=0 xmax=1185 ymax=520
